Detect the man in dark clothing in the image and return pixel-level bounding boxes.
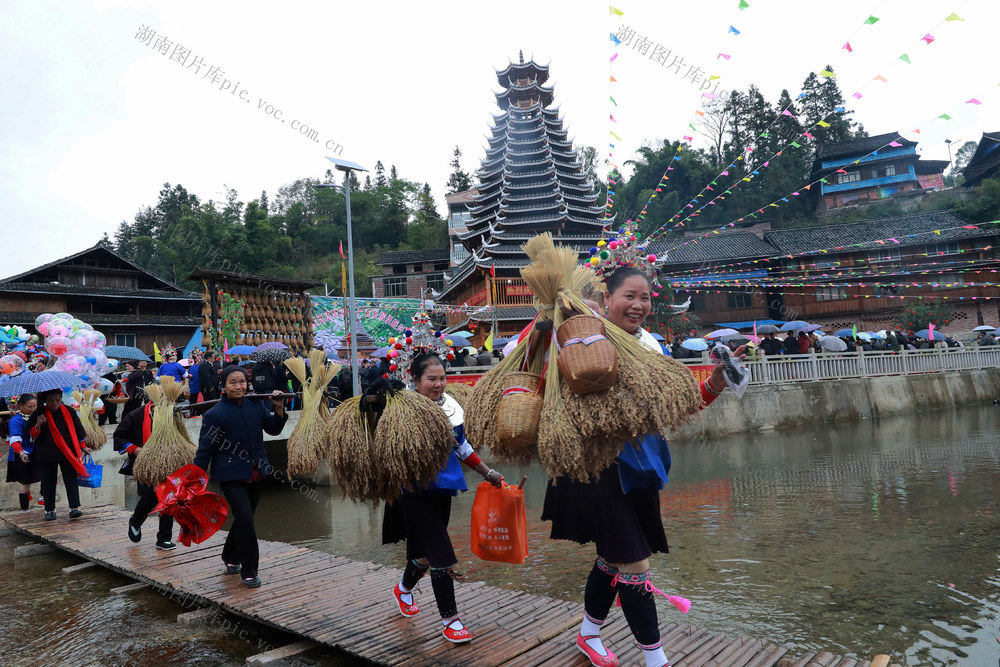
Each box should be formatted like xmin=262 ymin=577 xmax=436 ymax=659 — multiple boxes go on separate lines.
xmin=250 ymin=359 xmax=278 ymax=394
xmin=114 ymin=403 xmax=175 ymax=550
xmin=98 ymin=370 xmax=119 ymax=425
xmin=193 ymin=366 xmax=287 ymax=588
xmin=783 ymin=333 xmax=800 ymax=355
xmin=761 ymin=333 xmax=783 ymax=356
xmin=198 ymin=351 xmax=221 ymax=402
xmin=475 ymin=347 xmax=493 ymax=366
xmin=895 ymin=332 xmax=908 ymax=348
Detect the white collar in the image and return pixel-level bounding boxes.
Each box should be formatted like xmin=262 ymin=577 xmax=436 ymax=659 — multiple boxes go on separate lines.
xmin=633 ymin=327 xmax=664 ymax=355
xmin=437 ymin=392 xmax=464 ymax=427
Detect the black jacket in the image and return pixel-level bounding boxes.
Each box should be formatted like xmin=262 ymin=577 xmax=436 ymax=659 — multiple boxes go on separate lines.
xmin=761 ymin=337 xmax=783 ymax=356
xmin=112 ymin=403 xmax=153 ymax=475
xmin=198 ymin=361 xmax=220 ymax=396
xmin=782 ymin=337 xmax=800 ymax=355
xmin=250 ymin=361 xmax=278 ymax=394
xmin=193 ymin=396 xmax=287 ymax=482
xmin=25 ymin=406 xmax=87 ymax=464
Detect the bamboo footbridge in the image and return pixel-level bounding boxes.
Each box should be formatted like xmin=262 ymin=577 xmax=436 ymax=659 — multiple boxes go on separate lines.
xmin=2 ymin=503 xmax=898 ymax=667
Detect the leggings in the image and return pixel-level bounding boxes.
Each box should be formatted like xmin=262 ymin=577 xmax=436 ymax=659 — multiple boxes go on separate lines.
xmin=39 ymin=460 xmax=81 ymax=512
xmin=132 ymin=482 xmax=174 ymax=543
xmin=219 ymin=481 xmax=260 ymax=578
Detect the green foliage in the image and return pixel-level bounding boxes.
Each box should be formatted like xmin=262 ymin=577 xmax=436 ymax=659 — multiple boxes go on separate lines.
xmin=952 ymin=177 xmax=1000 ymax=223
xmin=894 ymin=300 xmax=956 ymax=334
xmin=209 ymin=293 xmax=244 ymax=348
xmin=445 ymin=146 xmax=472 ymax=194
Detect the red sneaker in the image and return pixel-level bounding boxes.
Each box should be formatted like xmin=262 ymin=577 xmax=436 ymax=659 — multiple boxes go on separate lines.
xmin=577 ymin=633 xmax=618 ymax=667
xmin=393 ymin=583 xmax=419 ymax=617
xmin=442 ymin=619 xmax=472 ymax=644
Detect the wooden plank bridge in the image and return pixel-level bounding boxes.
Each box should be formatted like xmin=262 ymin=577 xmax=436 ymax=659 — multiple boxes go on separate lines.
xmin=1 ymin=503 xmax=890 ymax=667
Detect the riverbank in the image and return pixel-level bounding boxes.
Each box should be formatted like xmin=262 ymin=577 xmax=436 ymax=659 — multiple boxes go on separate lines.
xmin=673 ymin=367 xmax=1000 ymax=440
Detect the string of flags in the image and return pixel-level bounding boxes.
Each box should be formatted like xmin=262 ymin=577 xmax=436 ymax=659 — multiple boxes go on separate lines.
xmin=673 ymin=286 xmax=1000 ymax=302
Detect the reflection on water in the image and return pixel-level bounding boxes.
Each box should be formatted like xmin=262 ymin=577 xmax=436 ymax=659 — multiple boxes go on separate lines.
xmin=258 ymin=406 xmax=1000 ymax=666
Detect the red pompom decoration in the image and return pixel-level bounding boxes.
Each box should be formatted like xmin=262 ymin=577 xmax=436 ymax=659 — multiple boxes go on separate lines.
xmin=446 ymin=353 xmax=455 ymax=361
xmin=394 ymin=343 xmax=403 ymax=350
xmin=389 ymin=364 xmax=398 ymax=372
xmin=405 ymin=337 xmax=413 ymax=345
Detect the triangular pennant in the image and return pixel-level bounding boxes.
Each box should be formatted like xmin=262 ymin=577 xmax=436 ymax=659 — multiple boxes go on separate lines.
xmin=819 ymin=70 xmax=836 ymax=77
xmin=738 ymin=0 xmax=749 ymax=9
xmin=842 ymin=41 xmax=853 ymax=52
xmin=610 ymin=6 xmax=624 ymax=15
xmin=817 ymin=120 xmax=831 ymax=127
xmin=874 ymin=74 xmax=888 ymax=83
xmin=899 ymin=54 xmax=911 ymax=63
xmin=864 ymin=15 xmax=879 ymax=24
xmin=728 ymin=25 xmax=740 ymax=35
xmin=922 ymin=34 xmax=935 ymax=44
xmin=945 ymin=12 xmax=963 ymax=21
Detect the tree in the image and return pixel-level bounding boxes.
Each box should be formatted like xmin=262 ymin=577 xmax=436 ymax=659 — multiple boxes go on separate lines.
xmin=363 ymin=174 xmax=372 ymax=190
xmin=699 ymin=98 xmax=736 ymax=168
xmin=894 ymin=300 xmax=956 ymax=334
xmin=948 ymin=140 xmax=978 ymax=184
xmin=798 ymin=68 xmax=864 ymax=146
xmin=374 ymin=161 xmax=387 ymax=189
xmin=445 ymin=146 xmax=472 ymax=194
xmin=390 ymin=165 xmax=398 ymax=182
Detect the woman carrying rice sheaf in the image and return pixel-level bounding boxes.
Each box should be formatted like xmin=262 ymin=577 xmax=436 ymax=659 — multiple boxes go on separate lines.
xmin=542 ymin=265 xmax=741 ymax=667
xmin=382 ymin=352 xmax=504 ymax=645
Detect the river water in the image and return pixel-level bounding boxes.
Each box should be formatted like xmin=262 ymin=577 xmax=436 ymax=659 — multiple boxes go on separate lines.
xmin=4 ymin=406 xmax=1000 ymax=665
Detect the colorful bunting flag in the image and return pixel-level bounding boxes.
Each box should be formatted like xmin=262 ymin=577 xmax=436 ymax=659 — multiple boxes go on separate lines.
xmin=967 ymin=98 xmax=982 ymax=105
xmin=610 ymin=6 xmax=624 ymax=15
xmin=889 ymin=141 xmax=902 ymax=147
xmin=899 ymin=54 xmax=911 ymax=63
xmin=874 ymin=74 xmax=888 ymax=83
xmin=738 ymin=0 xmax=749 ymax=9
xmin=864 ymin=15 xmax=879 ymax=24
xmin=853 ymin=92 xmax=863 ymax=99
xmin=842 ymin=41 xmax=853 ymax=52
xmin=945 ymin=12 xmax=963 ymax=21
xmin=728 ymin=25 xmax=740 ymax=35
xmin=611 ymin=33 xmax=621 ymax=45
xmin=819 ymin=70 xmax=836 ymax=77
xmin=610 ymin=52 xmax=618 ymax=62
xmin=817 ymin=120 xmax=831 ymax=128
xmin=718 ymin=53 xmax=731 ymax=60
xmin=922 ymin=34 xmax=935 ymax=44
xmin=781 ymin=109 xmax=796 ymax=118
xmin=938 ymin=114 xmax=952 ymax=120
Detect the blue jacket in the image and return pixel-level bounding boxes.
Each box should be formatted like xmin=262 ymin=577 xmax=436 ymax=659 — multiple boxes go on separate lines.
xmin=158 ymin=362 xmax=187 ymax=384
xmin=6 ymin=413 xmax=32 ymax=461
xmin=187 ymin=366 xmax=201 ymax=396
xmin=193 ymin=396 xmax=287 ymax=482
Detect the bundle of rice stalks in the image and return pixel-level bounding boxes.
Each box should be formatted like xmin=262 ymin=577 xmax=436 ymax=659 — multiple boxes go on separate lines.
xmin=326 ymin=396 xmax=381 ymax=502
xmin=73 ymin=389 xmax=107 ymax=451
xmin=465 ymin=340 xmax=527 ymax=458
xmin=284 ymin=350 xmax=341 ymax=476
xmin=372 ymin=391 xmax=455 ymax=503
xmin=443 ymin=381 xmax=472 ymax=409
xmin=133 ymin=377 xmax=196 ymax=487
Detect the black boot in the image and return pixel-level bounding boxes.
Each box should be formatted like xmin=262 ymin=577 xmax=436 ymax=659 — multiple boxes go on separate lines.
xmin=19 ymin=493 xmax=29 ymax=511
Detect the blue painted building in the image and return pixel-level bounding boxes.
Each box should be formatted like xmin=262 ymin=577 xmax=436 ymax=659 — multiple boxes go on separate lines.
xmin=814 ymin=132 xmax=948 ymax=210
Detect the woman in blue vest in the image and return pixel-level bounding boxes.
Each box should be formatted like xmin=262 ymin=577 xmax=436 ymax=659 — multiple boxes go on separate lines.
xmin=193 ymin=365 xmax=287 ymax=588
xmin=382 ymin=352 xmax=503 ymax=644
xmin=6 ymin=393 xmax=41 ymax=511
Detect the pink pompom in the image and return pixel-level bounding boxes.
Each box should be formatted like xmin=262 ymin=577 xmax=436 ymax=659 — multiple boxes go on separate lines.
xmin=389 ymin=350 xmax=399 ymax=358
xmin=647 ymin=254 xmax=657 ymax=263
xmin=668 ymin=596 xmax=691 ymax=614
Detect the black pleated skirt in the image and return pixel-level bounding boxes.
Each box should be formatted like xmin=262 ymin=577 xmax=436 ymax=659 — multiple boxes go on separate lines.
xmin=381 ymin=492 xmax=457 ymax=569
xmin=6 ymin=457 xmax=42 ymax=484
xmin=541 ymin=462 xmax=668 ymax=564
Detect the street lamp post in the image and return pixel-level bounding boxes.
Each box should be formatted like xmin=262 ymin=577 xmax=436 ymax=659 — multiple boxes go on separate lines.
xmin=316 ymin=156 xmax=368 ymax=397
xmin=945 ymin=139 xmax=954 ymax=188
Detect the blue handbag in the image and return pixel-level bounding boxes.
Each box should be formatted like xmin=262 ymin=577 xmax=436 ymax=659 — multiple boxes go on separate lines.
xmin=78 ymin=454 xmax=103 ymax=488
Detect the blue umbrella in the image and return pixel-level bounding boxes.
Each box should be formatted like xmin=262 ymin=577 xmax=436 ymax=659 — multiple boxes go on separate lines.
xmin=915 ymin=329 xmax=946 ymax=341
xmin=780 ymin=321 xmax=811 ymax=332
xmin=371 ymin=345 xmax=391 ymax=358
xmin=256 ymin=341 xmax=289 ymax=350
xmin=865 ymin=331 xmax=885 ymax=340
xmin=226 ymin=345 xmax=257 ymax=355
xmin=705 ymin=328 xmax=739 ymax=340
xmin=445 ymin=333 xmax=471 ymax=346
xmin=650 ymin=333 xmax=665 ymax=341
xmin=104 ymin=345 xmax=152 ymax=362
xmin=0 ymin=370 xmax=89 ymax=398
xmin=833 ymin=329 xmax=855 ymax=338
xmin=681 ymin=338 xmax=709 ymax=351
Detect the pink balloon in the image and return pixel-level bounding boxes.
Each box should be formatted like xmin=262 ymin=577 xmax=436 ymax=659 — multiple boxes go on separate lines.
xmin=37 ymin=322 xmax=50 ymax=337
xmin=46 ymin=335 xmax=70 ymax=356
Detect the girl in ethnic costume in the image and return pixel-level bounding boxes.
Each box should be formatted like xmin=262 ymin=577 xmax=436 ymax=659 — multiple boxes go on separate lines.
xmin=382 ymin=352 xmax=504 ymax=644
xmin=25 ymin=389 xmax=92 ymax=520
xmin=542 ymin=266 xmax=738 ymax=667
xmin=5 ymin=394 xmax=42 ymax=511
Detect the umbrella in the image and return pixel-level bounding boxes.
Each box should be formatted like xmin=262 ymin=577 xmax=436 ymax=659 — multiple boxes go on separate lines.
xmin=779 ymin=321 xmax=811 ymax=331
xmin=448 ymin=330 xmax=474 ymax=337
xmin=819 ymin=336 xmax=848 ymax=352
xmin=104 ymin=345 xmax=152 ymax=362
xmin=256 ymin=341 xmax=289 ymax=350
xmin=152 ymin=464 xmax=229 ymax=546
xmin=680 ymin=338 xmax=709 ymax=351
xmin=856 ymin=332 xmax=873 ymax=342
xmin=756 ymin=324 xmax=781 ymax=334
xmin=865 ymin=332 xmax=885 ymax=340
xmin=492 ymin=337 xmax=511 ymax=346
xmin=0 ymin=369 xmax=89 ymax=398
xmin=650 ymin=333 xmax=665 ymax=341
xmin=178 ymin=358 xmax=193 ymax=367
xmin=371 ymin=345 xmax=392 ymax=358
xmin=802 ymin=324 xmax=825 ymax=333
xmin=252 ymin=348 xmax=291 ymax=363
xmin=833 ymin=329 xmax=855 ymax=338
xmin=915 ymin=329 xmax=946 ymax=341
xmin=972 ymin=325 xmax=996 ymax=332
xmin=705 ymin=328 xmax=739 ymax=339
xmin=226 ymin=345 xmax=257 ymax=355
xmin=502 ymin=339 xmax=519 ymax=357
xmin=238 ymin=360 xmax=255 ymax=367
xmin=719 ymin=333 xmax=750 ymax=344
xmin=445 ymin=333 xmax=471 ymax=346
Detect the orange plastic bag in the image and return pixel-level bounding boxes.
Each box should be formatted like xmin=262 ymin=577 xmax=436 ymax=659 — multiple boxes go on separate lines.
xmin=470 ymin=479 xmax=528 ymax=564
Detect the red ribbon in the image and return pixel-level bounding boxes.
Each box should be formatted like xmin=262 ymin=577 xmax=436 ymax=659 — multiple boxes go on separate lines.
xmin=45 ymin=405 xmax=87 ymax=477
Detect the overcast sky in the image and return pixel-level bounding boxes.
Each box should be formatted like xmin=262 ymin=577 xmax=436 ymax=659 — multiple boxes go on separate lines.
xmin=2 ymin=0 xmax=996 ymax=277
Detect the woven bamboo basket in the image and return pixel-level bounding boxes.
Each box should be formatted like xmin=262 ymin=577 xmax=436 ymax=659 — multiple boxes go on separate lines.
xmin=556 ymin=314 xmax=618 ymax=394
xmin=497 ymin=371 xmax=543 ymax=449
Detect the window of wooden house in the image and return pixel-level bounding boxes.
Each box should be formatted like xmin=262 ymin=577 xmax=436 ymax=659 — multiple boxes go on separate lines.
xmin=926 ymin=242 xmax=960 ymax=256
xmin=875 ymin=164 xmax=896 ymax=178
xmin=689 ymin=295 xmax=706 ymax=312
xmin=815 ymin=286 xmax=848 ymax=301
xmin=384 ymin=277 xmax=407 ymax=297
xmin=115 ymin=333 xmax=136 ymax=347
xmin=931 ymin=273 xmax=965 ymax=290
xmin=434 ymin=262 xmax=449 ymax=271
xmin=838 ymin=170 xmax=861 ymax=185
xmin=392 ymin=264 xmax=406 ymax=274
xmin=868 ymin=249 xmax=901 ymax=263
xmin=727 ymin=292 xmax=753 ymax=309
xmin=427 ymin=275 xmax=444 ymax=292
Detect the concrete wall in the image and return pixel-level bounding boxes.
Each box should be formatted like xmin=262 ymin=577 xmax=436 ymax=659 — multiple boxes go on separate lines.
xmin=672 ymin=367 xmax=1000 ymax=441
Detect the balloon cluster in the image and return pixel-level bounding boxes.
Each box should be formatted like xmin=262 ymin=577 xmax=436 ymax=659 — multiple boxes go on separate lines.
xmin=34 ymin=313 xmax=117 ymax=396
xmin=384 ymin=312 xmax=454 ymax=388
xmin=590 ymin=219 xmax=663 ymax=296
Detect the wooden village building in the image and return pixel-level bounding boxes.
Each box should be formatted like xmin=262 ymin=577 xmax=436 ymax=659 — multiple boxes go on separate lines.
xmin=371 ymin=249 xmax=450 ymax=300
xmin=189 ymin=267 xmax=318 ymax=354
xmin=446 ymin=189 xmax=477 ymax=266
xmin=814 ymin=132 xmax=949 ymax=211
xmin=437 ymin=53 xmax=606 ymax=343
xmin=961 ymin=131 xmax=1000 ymax=189
xmin=0 ymin=243 xmax=201 ymax=352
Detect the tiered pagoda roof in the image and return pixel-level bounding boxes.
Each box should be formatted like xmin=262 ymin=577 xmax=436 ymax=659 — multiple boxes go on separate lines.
xmin=440 ymin=52 xmax=605 ymax=302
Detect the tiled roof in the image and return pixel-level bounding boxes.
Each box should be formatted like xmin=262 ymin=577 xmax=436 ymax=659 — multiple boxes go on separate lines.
xmin=1 ymin=311 xmax=200 ymax=327
xmin=817 ymin=132 xmax=914 ymax=160
xmin=652 ymin=233 xmax=779 ymax=265
xmin=913 ymin=159 xmax=949 ymax=175
xmin=377 ymin=248 xmax=450 ymax=265
xmin=0 ymin=282 xmax=201 ymax=300
xmin=763 ymin=212 xmax=988 ymax=255
xmin=963 ymin=131 xmax=1000 ymax=188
